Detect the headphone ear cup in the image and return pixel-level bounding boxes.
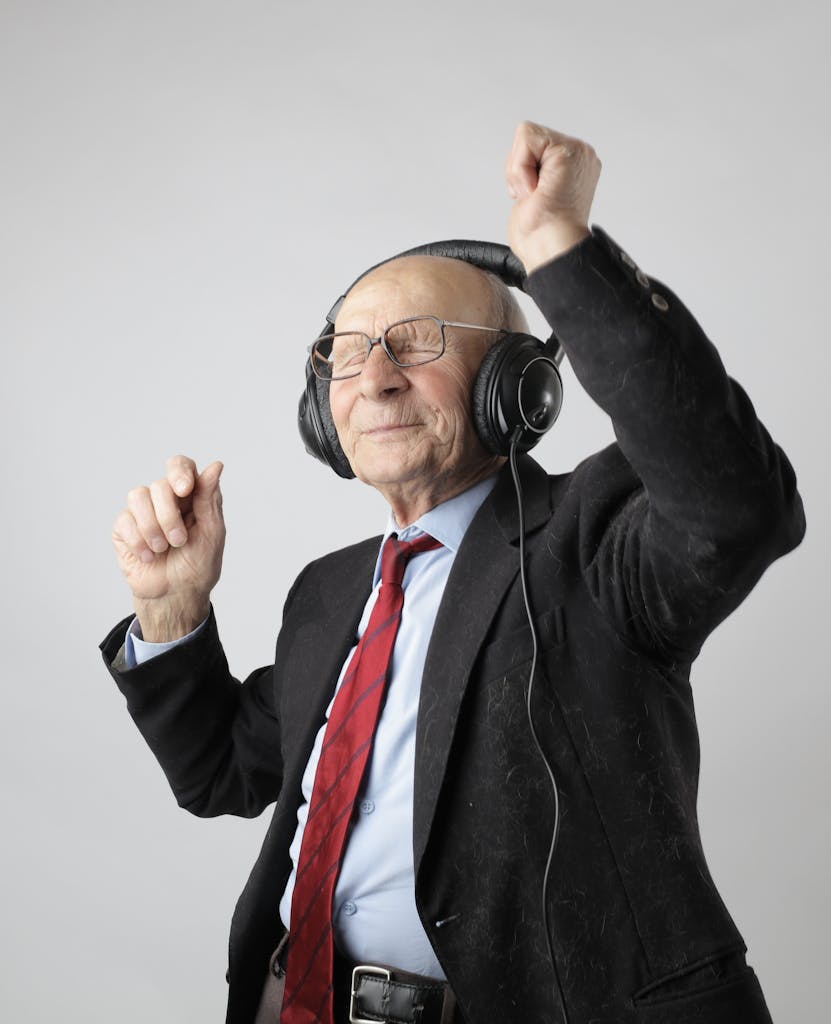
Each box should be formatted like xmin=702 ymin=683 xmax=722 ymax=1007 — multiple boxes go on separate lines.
xmin=472 ymin=333 xmax=563 ymax=456
xmin=297 ymin=367 xmax=355 ymax=479
xmin=472 ymin=337 xmax=516 ymax=455
xmin=315 ymin=377 xmax=354 ymax=479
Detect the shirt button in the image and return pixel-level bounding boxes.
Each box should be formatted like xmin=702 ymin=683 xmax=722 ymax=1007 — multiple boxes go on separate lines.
xmin=342 ymin=901 xmax=358 ymax=916
xmin=359 ymin=799 xmax=375 ymax=814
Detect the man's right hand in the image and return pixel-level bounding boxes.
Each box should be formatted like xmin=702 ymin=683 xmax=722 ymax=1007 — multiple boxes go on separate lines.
xmin=112 ymin=455 xmax=226 ymax=642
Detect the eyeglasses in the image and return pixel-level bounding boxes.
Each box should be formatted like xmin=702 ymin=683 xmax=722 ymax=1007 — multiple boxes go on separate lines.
xmin=308 ymin=315 xmax=507 ymax=381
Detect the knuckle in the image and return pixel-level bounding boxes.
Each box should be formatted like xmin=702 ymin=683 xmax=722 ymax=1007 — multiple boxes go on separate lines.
xmin=167 ymin=453 xmax=195 ymax=472
xmin=113 ymin=508 xmax=132 ymax=532
xmin=150 ymin=489 xmax=182 ymax=530
xmin=126 ymin=485 xmax=148 ymax=506
xmin=114 ymin=514 xmax=143 ymax=552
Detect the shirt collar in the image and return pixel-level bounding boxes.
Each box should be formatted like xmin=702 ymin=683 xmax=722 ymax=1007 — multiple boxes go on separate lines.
xmin=371 ymin=474 xmax=499 ymax=586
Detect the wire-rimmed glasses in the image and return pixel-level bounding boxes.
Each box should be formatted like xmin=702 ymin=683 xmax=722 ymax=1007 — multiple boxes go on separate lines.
xmin=308 ymin=315 xmax=507 ymax=381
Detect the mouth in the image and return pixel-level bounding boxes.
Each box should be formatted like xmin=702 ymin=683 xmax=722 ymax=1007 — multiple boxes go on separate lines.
xmin=363 ymin=423 xmax=418 ymax=436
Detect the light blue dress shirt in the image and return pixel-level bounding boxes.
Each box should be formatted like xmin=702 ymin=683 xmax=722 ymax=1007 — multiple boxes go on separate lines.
xmin=127 ymin=474 xmax=498 ymax=978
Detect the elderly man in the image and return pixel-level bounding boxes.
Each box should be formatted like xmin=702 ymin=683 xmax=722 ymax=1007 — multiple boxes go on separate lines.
xmin=102 ymin=122 xmax=804 ymax=1024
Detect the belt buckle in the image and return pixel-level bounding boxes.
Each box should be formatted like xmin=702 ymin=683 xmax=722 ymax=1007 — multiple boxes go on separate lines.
xmin=350 ymin=964 xmax=391 ymax=1024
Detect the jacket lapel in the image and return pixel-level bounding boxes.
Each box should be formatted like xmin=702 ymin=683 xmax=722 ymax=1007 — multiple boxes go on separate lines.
xmin=278 ymin=537 xmax=380 ymax=793
xmin=412 ymin=456 xmax=552 ymax=872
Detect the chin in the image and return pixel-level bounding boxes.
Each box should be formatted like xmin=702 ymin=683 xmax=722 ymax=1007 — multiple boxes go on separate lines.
xmin=355 ymin=462 xmax=423 ymax=488
xmin=351 ymin=440 xmax=425 ymax=479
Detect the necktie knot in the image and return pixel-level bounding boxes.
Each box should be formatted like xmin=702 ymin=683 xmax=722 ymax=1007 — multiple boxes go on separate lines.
xmin=381 ymin=532 xmax=442 ymax=587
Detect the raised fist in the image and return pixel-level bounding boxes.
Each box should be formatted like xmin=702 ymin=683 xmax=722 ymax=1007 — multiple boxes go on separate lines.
xmin=506 ymin=121 xmax=602 ymax=274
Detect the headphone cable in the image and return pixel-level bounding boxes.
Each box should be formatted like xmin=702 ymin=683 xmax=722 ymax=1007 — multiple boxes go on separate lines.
xmin=509 ymin=436 xmax=570 ymax=1024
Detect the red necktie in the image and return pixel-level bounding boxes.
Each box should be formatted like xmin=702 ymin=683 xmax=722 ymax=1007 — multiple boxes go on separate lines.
xmin=280 ymin=532 xmax=442 ymax=1024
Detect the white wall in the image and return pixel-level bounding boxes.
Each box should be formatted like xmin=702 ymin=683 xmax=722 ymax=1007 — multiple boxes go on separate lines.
xmin=1 ymin=1 xmax=826 ymax=1020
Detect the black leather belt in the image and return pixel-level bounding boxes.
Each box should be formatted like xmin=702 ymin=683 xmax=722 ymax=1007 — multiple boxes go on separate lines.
xmin=344 ymin=959 xmax=457 ymax=1024
xmin=261 ymin=936 xmax=457 ymax=1024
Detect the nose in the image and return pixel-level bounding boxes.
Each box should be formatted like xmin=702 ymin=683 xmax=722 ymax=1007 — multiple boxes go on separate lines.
xmin=358 ymin=340 xmax=408 ymax=400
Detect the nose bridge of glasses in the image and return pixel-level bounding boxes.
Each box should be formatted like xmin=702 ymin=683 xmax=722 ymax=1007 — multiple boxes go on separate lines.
xmin=356 ymin=331 xmax=401 ymax=379
xmin=366 ymin=332 xmax=394 ymax=365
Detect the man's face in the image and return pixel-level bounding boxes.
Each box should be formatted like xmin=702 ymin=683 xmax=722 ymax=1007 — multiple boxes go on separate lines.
xmin=329 ymin=256 xmax=504 ymax=519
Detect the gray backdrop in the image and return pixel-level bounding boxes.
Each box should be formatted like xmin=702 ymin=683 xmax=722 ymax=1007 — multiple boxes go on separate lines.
xmin=2 ymin=1 xmax=827 ymax=1020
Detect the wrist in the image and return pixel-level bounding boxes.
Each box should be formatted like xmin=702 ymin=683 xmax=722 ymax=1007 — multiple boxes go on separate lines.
xmin=514 ymin=223 xmax=590 ymax=275
xmin=134 ymin=593 xmax=211 ymax=643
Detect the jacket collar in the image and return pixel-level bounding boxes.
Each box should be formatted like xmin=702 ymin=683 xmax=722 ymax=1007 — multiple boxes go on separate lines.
xmin=489 ymin=453 xmax=553 ymax=542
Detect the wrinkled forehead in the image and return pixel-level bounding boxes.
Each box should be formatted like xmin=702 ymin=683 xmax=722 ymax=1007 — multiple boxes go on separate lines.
xmin=334 ymin=255 xmax=496 ymax=333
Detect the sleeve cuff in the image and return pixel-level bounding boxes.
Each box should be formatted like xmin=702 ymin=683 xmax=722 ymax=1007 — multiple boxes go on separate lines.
xmin=126 ymin=615 xmax=210 ymax=669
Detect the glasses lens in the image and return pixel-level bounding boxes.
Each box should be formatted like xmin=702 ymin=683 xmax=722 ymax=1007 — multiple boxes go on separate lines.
xmin=385 ymin=317 xmax=444 ymax=365
xmin=313 ymin=333 xmax=368 ymax=379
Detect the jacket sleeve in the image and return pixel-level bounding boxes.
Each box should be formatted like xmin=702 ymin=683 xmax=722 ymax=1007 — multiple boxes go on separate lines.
xmin=526 ymin=226 xmax=806 ymax=660
xmin=100 ymin=568 xmax=309 ymax=818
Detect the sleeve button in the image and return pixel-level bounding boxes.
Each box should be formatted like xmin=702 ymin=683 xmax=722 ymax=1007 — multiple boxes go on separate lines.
xmin=651 ymin=292 xmax=669 ymax=311
xmin=636 ymin=269 xmax=651 ymax=289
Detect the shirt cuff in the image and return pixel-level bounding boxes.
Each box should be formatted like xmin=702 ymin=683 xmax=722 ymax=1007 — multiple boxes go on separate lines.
xmin=125 ymin=615 xmax=209 ymax=669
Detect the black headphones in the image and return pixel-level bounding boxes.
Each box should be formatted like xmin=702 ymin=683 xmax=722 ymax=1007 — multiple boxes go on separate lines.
xmin=297 ymin=240 xmax=564 ymax=479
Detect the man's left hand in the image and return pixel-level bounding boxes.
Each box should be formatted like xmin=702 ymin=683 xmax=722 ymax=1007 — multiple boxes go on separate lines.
xmin=506 ymin=121 xmax=602 ymax=274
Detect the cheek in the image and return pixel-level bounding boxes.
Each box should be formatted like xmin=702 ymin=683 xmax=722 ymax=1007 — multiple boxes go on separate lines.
xmin=328 ymin=386 xmax=353 ymax=442
xmin=426 ymin=363 xmax=478 ymax=432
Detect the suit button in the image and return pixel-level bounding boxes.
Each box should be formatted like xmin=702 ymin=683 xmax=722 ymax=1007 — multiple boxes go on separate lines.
xmin=651 ymin=292 xmax=669 ymax=311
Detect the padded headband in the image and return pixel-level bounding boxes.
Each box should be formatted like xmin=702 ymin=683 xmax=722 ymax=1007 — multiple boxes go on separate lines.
xmin=321 ymin=239 xmax=530 ymax=333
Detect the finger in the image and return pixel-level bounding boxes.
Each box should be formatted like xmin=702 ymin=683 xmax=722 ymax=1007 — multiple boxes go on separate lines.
xmin=149 ymin=478 xmax=189 ymax=547
xmin=166 ymin=454 xmax=199 ymax=498
xmin=506 ymin=122 xmax=540 ymax=199
xmin=507 ymin=122 xmax=558 ymax=197
xmin=519 ymin=121 xmax=574 ymax=153
xmin=507 ymin=122 xmax=577 ymax=198
xmin=192 ymin=460 xmax=224 ymax=521
xmin=127 ymin=485 xmax=170 ymax=554
xmin=112 ymin=508 xmax=156 ymax=564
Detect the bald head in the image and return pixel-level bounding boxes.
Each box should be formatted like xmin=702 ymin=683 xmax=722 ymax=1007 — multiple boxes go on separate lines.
xmin=335 ymin=254 xmax=529 ymax=337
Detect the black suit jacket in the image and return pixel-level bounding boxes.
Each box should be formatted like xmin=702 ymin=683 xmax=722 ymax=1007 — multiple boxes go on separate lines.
xmin=102 ymin=229 xmax=805 ymax=1023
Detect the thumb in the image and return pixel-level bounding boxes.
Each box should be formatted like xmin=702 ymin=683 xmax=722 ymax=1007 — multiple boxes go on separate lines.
xmin=192 ymin=460 xmax=224 ymax=520
xmin=506 ymin=121 xmax=546 ymax=200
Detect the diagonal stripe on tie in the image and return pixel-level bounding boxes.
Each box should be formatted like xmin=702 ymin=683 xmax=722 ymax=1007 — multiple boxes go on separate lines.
xmin=318 ymin=671 xmax=387 ymax=758
xmin=280 ymin=531 xmax=442 ymax=1024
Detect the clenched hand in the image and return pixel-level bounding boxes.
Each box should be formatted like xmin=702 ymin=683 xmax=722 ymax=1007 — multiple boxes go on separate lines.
xmin=506 ymin=121 xmax=602 ymax=274
xmin=112 ymin=455 xmax=226 ymax=642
